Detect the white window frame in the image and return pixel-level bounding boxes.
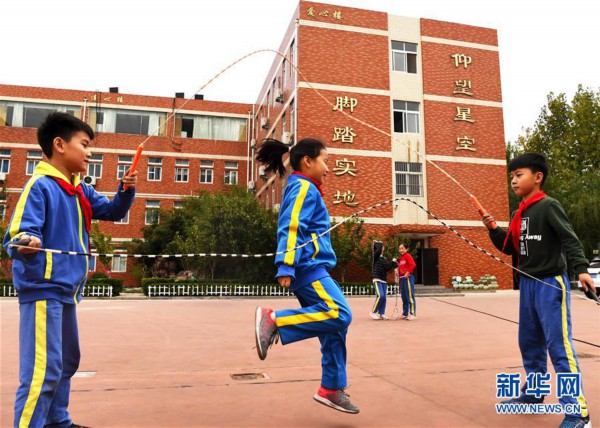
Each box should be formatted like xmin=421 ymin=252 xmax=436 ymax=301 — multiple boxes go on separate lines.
xmin=395 ymin=162 xmax=423 ymax=196
xmin=224 ymin=162 xmax=238 ymax=185
xmin=111 ymin=255 xmax=127 ymax=272
xmin=147 ymin=157 xmax=163 ymax=182
xmin=26 ymin=151 xmax=43 ymax=176
xmin=145 ymin=200 xmax=160 ymax=225
xmin=117 ymin=155 xmax=133 ymax=179
xmin=173 ymin=200 xmax=184 ymax=209
xmin=0 ymin=149 xmax=11 ymax=174
xmin=200 ymin=160 xmax=214 ymax=184
xmin=87 ymin=153 xmax=103 ymax=178
xmin=391 ymin=41 xmax=418 ymax=73
xmin=175 ymin=159 xmax=189 ymax=183
xmin=393 ymin=101 xmax=420 ymax=134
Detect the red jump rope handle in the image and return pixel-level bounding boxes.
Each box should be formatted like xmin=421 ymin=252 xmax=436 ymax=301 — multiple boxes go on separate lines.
xmin=471 ymin=195 xmax=497 ymax=229
xmin=123 ymin=144 xmax=143 ymax=190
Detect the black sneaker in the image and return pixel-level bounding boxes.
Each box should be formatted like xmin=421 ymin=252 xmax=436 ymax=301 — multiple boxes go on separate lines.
xmin=499 ymin=394 xmax=544 ymax=405
xmin=255 ymin=306 xmax=279 ymax=360
xmin=313 ymin=386 xmax=360 ymax=414
xmin=559 ymin=415 xmax=591 ymax=428
xmin=45 ymin=423 xmax=89 ymax=428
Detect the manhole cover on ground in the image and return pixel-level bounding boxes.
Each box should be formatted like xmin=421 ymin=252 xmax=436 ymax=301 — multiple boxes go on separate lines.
xmin=231 ymin=373 xmax=269 ymax=381
xmin=74 ymin=371 xmax=97 ymax=377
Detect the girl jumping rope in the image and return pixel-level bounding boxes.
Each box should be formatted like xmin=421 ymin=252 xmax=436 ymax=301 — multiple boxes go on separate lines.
xmin=254 ymin=138 xmax=359 ymax=414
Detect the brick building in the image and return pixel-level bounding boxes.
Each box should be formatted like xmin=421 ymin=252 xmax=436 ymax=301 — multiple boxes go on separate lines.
xmin=0 ymin=1 xmax=512 ymax=288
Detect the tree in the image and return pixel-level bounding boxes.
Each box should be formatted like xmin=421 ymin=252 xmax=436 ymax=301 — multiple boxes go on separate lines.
xmin=329 ymin=218 xmax=365 ymax=282
xmin=130 ymin=186 xmax=278 ymax=282
xmin=89 ymin=223 xmax=113 ymax=271
xmin=509 ymin=86 xmax=600 ymax=258
xmin=0 ymin=221 xmax=10 ymax=277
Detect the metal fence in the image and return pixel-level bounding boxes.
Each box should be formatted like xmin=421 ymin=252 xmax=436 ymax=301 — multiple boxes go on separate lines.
xmin=2 ymin=285 xmax=113 ymax=298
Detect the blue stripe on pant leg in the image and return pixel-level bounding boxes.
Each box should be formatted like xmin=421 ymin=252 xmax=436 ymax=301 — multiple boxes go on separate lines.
xmin=535 ymin=275 xmax=588 ymax=418
xmin=371 ymin=280 xmax=381 ymax=313
xmin=46 ymin=303 xmax=80 ymax=427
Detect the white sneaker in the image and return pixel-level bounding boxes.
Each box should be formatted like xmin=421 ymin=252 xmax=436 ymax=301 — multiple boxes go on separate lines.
xmin=380 ymin=314 xmax=389 ymax=320
xmin=406 ymin=315 xmax=417 ymax=321
xmin=399 ymin=314 xmax=408 ymax=320
xmin=369 ymin=312 xmax=381 ymax=320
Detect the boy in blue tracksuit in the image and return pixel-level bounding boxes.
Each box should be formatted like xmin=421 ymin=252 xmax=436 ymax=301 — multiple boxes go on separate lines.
xmin=3 ymin=112 xmax=137 ymax=428
xmin=483 ymin=153 xmax=594 ymax=428
xmin=254 ymin=138 xmax=358 ymax=414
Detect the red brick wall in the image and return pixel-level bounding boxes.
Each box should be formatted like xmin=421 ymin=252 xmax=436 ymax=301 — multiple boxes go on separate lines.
xmin=420 ymin=18 xmax=498 ymax=46
xmin=430 ymin=227 xmax=512 ymax=289
xmin=298 ymin=26 xmax=389 ymax=89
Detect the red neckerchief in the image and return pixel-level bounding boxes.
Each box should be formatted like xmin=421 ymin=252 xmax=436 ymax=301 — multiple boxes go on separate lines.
xmin=503 ymin=191 xmax=547 ymax=255
xmin=50 ymin=177 xmax=93 ymax=249
xmin=292 ymin=171 xmax=323 ymax=197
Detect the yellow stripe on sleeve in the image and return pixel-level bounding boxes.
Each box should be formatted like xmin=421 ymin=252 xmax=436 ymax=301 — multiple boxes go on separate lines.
xmin=19 ymin=300 xmax=47 ymax=428
xmin=283 ymin=180 xmax=310 ymax=266
xmin=9 ymin=176 xmax=42 ymax=239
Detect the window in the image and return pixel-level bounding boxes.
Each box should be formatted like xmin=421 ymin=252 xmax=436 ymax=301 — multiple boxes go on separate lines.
xmin=224 ymin=161 xmax=238 ymax=185
xmin=393 ymin=101 xmax=420 ymax=133
xmin=87 ymin=153 xmax=103 ymax=178
xmin=147 ymin=158 xmax=162 ymax=181
xmin=391 ymin=41 xmax=417 ymax=73
xmin=174 ymin=114 xmax=247 ymax=141
xmin=200 ymin=160 xmax=214 ymax=184
xmin=0 ymin=149 xmax=10 ymax=174
xmin=26 ymin=151 xmax=43 ymax=175
xmin=145 ymin=200 xmax=160 ymax=225
xmin=89 ymin=108 xmax=166 ymax=136
xmin=175 ymin=159 xmax=189 ymax=182
xmin=117 ymin=155 xmax=133 ymax=179
xmin=173 ymin=200 xmax=184 ymax=209
xmin=115 ymin=211 xmax=129 ymax=224
xmin=0 ymin=101 xmax=80 ymax=128
xmin=289 ymin=41 xmax=295 ymax=77
xmin=111 ymin=255 xmax=127 ymax=272
xmin=290 ymin=100 xmax=295 ymax=135
xmin=395 ymin=162 xmax=423 ymax=196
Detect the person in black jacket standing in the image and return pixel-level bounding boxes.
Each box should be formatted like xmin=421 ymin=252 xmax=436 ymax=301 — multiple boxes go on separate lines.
xmin=370 ymin=241 xmax=398 ymax=320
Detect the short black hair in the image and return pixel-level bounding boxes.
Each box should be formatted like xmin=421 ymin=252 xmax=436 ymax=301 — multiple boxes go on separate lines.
xmin=37 ymin=112 xmax=94 ymax=158
xmin=508 ymin=153 xmax=548 ymax=186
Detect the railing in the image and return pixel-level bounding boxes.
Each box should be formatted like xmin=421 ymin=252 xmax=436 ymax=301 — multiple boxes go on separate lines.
xmin=1 ymin=285 xmax=113 ymax=298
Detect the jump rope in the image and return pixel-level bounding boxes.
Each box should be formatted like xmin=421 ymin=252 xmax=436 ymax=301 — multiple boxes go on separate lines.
xmin=7 ymin=49 xmax=600 ymax=308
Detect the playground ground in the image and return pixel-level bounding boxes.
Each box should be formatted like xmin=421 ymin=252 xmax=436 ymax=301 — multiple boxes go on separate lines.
xmin=1 ymin=291 xmax=598 ymax=427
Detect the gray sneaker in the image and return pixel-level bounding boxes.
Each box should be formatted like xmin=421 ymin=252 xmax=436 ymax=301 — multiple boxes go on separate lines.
xmin=255 ymin=306 xmax=279 ymax=360
xmin=313 ymin=387 xmax=360 ymax=414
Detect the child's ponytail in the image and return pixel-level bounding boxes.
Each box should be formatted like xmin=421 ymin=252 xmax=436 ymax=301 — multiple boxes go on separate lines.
xmin=255 ymin=138 xmax=289 ymax=177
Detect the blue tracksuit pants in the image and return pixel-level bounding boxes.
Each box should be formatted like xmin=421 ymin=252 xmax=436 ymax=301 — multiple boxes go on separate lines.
xmin=371 ymin=279 xmax=387 ymax=315
xmin=400 ymin=275 xmax=416 ymax=316
xmin=14 ymin=299 xmax=80 ymax=428
xmin=519 ymin=274 xmax=588 ymax=418
xmin=275 ymin=276 xmax=352 ymax=390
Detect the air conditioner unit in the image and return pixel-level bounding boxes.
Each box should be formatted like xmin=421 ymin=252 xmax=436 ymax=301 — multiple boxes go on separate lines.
xmin=282 ymin=131 xmax=292 ymax=145
xmin=247 ymin=180 xmax=256 ymax=190
xmin=259 ymin=165 xmax=268 ymax=179
xmin=83 ymin=175 xmax=97 ymax=186
xmin=260 ymin=117 xmax=269 ymax=129
xmin=0 ymin=172 xmax=6 ymax=181
xmin=274 ymin=89 xmax=284 ymax=103
xmin=250 ymin=138 xmax=257 ymax=149
xmin=273 ymin=203 xmax=281 ymax=212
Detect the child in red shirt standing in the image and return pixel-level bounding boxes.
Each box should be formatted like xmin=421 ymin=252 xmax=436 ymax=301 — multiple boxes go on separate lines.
xmin=397 ymin=243 xmax=417 ymax=320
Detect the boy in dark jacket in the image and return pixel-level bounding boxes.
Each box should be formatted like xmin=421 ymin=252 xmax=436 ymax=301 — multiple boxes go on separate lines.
xmin=483 ymin=153 xmax=594 ymax=428
xmin=370 ymin=241 xmax=398 ymax=320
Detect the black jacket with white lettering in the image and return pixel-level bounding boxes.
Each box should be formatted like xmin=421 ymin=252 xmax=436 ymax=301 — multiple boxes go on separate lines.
xmin=489 ymin=197 xmax=589 ymax=278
